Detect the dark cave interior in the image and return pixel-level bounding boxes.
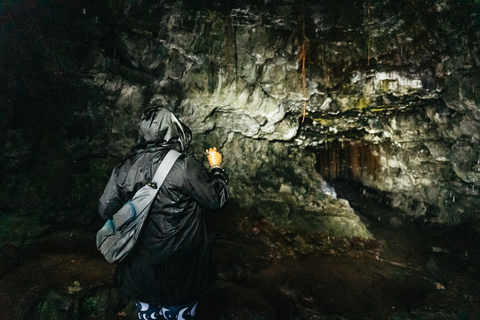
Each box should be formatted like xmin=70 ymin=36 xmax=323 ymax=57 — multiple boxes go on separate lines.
xmin=1 ymin=0 xmax=480 ymax=319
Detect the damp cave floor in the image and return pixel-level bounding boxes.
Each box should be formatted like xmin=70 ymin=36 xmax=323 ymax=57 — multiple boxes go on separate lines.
xmin=1 ymin=182 xmax=480 ymax=320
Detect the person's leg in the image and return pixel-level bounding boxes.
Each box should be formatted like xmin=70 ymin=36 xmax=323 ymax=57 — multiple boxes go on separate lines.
xmin=161 ymin=301 xmax=198 ymax=320
xmin=135 ymin=301 xmax=163 ymax=320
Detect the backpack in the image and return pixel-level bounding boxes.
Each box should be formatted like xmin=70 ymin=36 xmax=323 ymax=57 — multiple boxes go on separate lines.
xmin=96 ymin=149 xmax=181 ymax=263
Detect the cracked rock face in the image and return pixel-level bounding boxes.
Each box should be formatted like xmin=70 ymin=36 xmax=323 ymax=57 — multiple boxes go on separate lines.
xmin=1 ymin=0 xmax=479 ymax=243
xmin=106 ymin=0 xmax=479 ymax=231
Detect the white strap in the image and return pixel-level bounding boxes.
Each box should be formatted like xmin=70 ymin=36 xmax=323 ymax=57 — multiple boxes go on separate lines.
xmin=151 ymin=150 xmax=182 ymax=188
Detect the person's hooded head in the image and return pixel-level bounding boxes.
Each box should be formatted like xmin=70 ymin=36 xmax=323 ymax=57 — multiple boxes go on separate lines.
xmin=138 ymin=107 xmax=192 ymax=152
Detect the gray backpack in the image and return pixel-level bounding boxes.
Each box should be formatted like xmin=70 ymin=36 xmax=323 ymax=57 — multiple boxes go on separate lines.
xmin=96 ymin=150 xmax=181 ymax=263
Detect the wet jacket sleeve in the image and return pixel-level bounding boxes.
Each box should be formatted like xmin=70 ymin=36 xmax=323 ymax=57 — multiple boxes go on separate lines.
xmin=182 ymin=155 xmax=230 ymax=211
xmin=98 ymin=168 xmax=123 ymax=220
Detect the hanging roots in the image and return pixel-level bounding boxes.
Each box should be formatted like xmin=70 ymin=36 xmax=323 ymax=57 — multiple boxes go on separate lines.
xmin=299 ymin=0 xmax=309 ymax=123
xmin=299 ymin=40 xmax=308 ymax=123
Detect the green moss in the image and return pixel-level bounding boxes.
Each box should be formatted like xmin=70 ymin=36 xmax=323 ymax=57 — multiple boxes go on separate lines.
xmin=0 ymin=155 xmax=113 ymax=246
xmin=356 ymin=97 xmax=371 ymax=109
xmin=312 ymin=117 xmax=335 ymax=126
xmin=80 ymin=291 xmax=108 ymax=318
xmin=34 ymin=291 xmax=72 ymax=320
xmin=0 ymin=213 xmax=53 ymax=245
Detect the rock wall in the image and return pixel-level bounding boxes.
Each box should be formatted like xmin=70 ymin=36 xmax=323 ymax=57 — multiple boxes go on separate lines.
xmin=97 ymin=0 xmax=480 ymax=229
xmin=1 ymin=0 xmax=480 ymax=244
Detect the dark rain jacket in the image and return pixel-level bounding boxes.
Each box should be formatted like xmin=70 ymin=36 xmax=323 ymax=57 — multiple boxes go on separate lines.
xmin=98 ymin=107 xmax=229 ymax=305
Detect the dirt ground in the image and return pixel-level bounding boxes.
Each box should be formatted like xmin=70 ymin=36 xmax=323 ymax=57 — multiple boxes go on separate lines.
xmin=1 ymin=182 xmax=479 ymax=319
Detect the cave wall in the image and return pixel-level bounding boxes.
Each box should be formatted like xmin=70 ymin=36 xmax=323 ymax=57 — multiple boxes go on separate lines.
xmin=1 ymin=0 xmax=480 ymax=244
xmin=92 ymin=0 xmax=480 ymax=228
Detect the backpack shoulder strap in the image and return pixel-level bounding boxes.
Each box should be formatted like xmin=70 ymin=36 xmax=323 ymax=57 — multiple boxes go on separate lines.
xmin=151 ymin=149 xmax=182 ymax=188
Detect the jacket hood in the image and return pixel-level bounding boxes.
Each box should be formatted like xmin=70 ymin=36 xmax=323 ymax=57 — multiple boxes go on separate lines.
xmin=138 ymin=107 xmax=192 ymax=152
